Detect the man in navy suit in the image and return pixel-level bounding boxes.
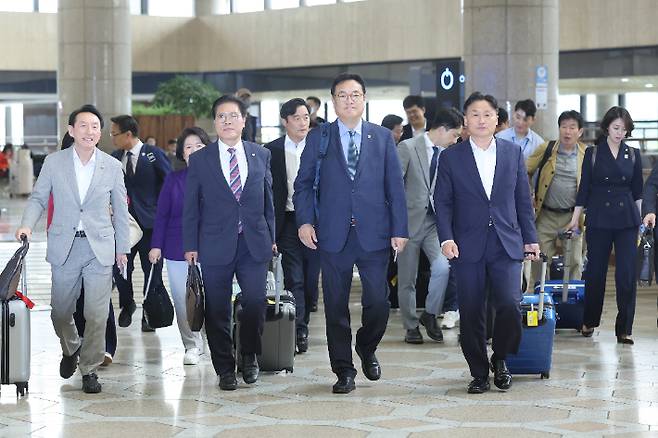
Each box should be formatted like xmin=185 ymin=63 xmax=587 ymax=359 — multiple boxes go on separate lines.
xmin=183 ymin=95 xmax=275 ymax=391
xmin=110 ymin=115 xmax=171 ymax=332
xmin=264 ymin=98 xmax=320 ymax=354
xmin=294 ymin=73 xmax=408 ymax=394
xmin=435 ymin=92 xmax=539 ymax=394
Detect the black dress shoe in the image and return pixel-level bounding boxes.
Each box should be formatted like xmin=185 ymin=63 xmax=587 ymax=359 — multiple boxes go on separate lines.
xmin=59 ymin=346 xmax=81 ymax=379
xmin=581 ymin=325 xmax=594 ymax=337
xmin=82 ymin=373 xmax=102 ymax=394
xmin=219 ymin=373 xmax=238 ymax=390
xmin=118 ymin=301 xmax=136 ymax=328
xmin=242 ymin=354 xmax=259 ymax=384
xmin=404 ymin=327 xmax=424 ymax=344
xmin=332 ymin=375 xmax=356 ymax=394
xmin=490 ymin=358 xmax=512 ymax=390
xmin=141 ymin=316 xmax=155 ymax=333
xmin=296 ymin=331 xmax=309 ymax=354
xmin=467 ymin=376 xmax=490 ymax=394
xmin=355 ymin=344 xmax=381 ymax=381
xmin=617 ymin=336 xmax=634 ymax=345
xmin=419 ymin=311 xmax=444 ymax=342
xmin=310 ymin=303 xmax=318 ymax=312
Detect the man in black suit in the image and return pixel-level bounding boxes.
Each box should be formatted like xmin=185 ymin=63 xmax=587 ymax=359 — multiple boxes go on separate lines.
xmin=264 ymin=98 xmax=321 ymax=353
xmin=400 ymin=95 xmax=427 ymax=142
xmin=110 ymin=115 xmax=171 ymax=331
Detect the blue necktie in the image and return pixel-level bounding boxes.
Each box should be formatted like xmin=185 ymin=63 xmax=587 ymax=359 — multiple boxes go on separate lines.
xmin=429 ymin=146 xmax=439 ymax=186
xmin=347 ymin=130 xmax=358 ymax=180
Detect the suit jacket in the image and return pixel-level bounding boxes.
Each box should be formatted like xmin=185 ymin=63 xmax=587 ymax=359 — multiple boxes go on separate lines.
xmin=21 ymin=147 xmax=130 ymax=267
xmin=397 ymin=135 xmax=438 ymax=238
xmin=111 ymin=143 xmax=171 ymax=229
xmin=151 ymin=168 xmax=188 ymax=261
xmin=293 ymin=120 xmax=408 ymax=253
xmin=264 ymin=136 xmax=290 ymax=240
xmin=434 ymin=139 xmax=537 ymax=263
xmin=577 ymin=140 xmax=642 ymax=229
xmin=183 ymin=141 xmax=275 ymax=265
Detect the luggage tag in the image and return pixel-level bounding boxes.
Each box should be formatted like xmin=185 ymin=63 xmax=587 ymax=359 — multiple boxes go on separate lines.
xmin=527 ymin=303 xmax=539 ymax=327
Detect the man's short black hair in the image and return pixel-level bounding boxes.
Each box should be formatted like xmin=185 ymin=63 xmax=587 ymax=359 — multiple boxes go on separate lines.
xmin=514 ymin=99 xmax=537 ymax=118
xmin=306 ymin=96 xmax=321 ymax=106
xmin=558 ymin=110 xmax=584 ymax=129
xmin=428 ymin=108 xmax=464 ymax=131
xmin=497 ymin=107 xmax=509 ymax=126
xmin=211 ymin=94 xmax=248 ymax=119
xmin=176 ymin=126 xmax=211 ymax=162
xmin=600 ymin=106 xmax=634 ymax=138
xmin=330 ymin=73 xmax=366 ymax=96
xmin=381 ymin=114 xmax=403 ymax=131
xmin=68 ymin=104 xmax=104 ymax=129
xmin=167 ymin=138 xmax=177 ymax=145
xmin=463 ymin=92 xmax=498 ymax=113
xmin=110 ymin=115 xmax=139 ymax=137
xmin=403 ymin=95 xmax=425 ymax=110
xmin=61 ymin=132 xmax=74 ymax=150
xmin=280 ymin=98 xmax=310 ymax=120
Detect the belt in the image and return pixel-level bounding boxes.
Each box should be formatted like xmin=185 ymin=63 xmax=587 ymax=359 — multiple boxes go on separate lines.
xmin=542 ymin=205 xmax=574 ymax=214
xmin=74 ymin=230 xmax=87 ymax=238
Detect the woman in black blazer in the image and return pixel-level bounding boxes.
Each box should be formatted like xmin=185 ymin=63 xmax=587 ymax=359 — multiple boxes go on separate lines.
xmin=567 ymin=106 xmax=642 ymax=344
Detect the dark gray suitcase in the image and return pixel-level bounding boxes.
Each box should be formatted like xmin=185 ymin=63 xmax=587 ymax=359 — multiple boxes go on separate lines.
xmin=234 ymin=255 xmax=296 ymax=373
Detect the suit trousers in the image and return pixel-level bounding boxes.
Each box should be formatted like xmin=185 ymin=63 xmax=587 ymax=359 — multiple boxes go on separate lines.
xmin=50 ymin=237 xmax=112 ymax=375
xmin=442 ymin=267 xmax=458 ymax=312
xmin=320 ymin=227 xmax=390 ymax=378
xmin=202 ymin=234 xmax=268 ymax=376
xmin=73 ymin=284 xmax=117 ymax=357
xmin=278 ymin=211 xmax=321 ymax=334
xmin=397 ymin=214 xmax=450 ymax=329
xmin=532 ymin=209 xmax=583 ymax=282
xmin=455 ymin=228 xmax=523 ymax=379
xmin=583 ymin=226 xmax=637 ymax=336
xmin=166 ymin=259 xmax=204 ymax=351
xmin=113 ymin=227 xmax=163 ymax=309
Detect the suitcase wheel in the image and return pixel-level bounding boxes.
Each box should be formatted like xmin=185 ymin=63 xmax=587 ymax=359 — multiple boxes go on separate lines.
xmin=285 ymin=367 xmax=293 ymax=373
xmin=16 ymin=382 xmax=28 ymax=397
xmin=540 ymin=372 xmax=550 ymax=379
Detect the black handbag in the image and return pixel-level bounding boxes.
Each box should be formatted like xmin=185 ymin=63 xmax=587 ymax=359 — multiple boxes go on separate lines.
xmin=185 ymin=263 xmax=205 ymax=331
xmin=142 ymin=263 xmax=174 ymax=329
xmin=638 ymin=226 xmax=654 ymax=287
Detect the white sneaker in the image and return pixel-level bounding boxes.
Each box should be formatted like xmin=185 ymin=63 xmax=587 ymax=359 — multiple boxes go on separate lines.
xmin=441 ymin=310 xmax=459 ymax=329
xmin=183 ymin=348 xmax=200 ymax=365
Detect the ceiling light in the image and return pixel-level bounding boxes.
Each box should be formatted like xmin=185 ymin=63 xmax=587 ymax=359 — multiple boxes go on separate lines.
xmin=621 ymin=78 xmax=629 ymax=82
xmin=645 ymin=83 xmax=654 ymax=88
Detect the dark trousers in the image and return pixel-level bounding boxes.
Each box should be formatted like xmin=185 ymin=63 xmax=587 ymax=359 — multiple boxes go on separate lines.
xmin=584 ymin=226 xmax=637 ymax=336
xmin=443 ymin=266 xmax=458 ymax=312
xmin=202 ymin=235 xmax=268 ymax=376
xmin=73 ymin=283 xmax=117 ymax=356
xmin=278 ymin=212 xmax=321 ymax=334
xmin=455 ymin=229 xmax=523 ymax=379
xmin=320 ymin=227 xmax=390 ymax=378
xmin=113 ymin=227 xmax=163 ymax=309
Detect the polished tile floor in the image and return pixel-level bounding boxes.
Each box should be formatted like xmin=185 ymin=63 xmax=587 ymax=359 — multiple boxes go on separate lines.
xmin=1 ymin=187 xmax=658 ymax=437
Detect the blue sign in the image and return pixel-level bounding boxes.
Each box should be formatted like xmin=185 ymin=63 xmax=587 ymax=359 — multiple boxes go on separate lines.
xmin=535 ymin=65 xmax=548 ymax=85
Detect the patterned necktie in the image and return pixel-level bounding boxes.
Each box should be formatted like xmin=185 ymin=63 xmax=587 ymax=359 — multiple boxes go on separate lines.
xmin=347 ymin=130 xmax=359 ymax=180
xmin=227 ymin=147 xmax=243 ymax=233
xmin=126 ymin=151 xmax=134 ymax=178
xmin=429 ymin=146 xmax=439 ymax=186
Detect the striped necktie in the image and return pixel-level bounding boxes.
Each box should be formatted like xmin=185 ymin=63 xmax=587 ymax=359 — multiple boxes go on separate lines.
xmin=227 ymin=147 xmax=243 ymax=233
xmin=347 ymin=130 xmax=358 ymax=180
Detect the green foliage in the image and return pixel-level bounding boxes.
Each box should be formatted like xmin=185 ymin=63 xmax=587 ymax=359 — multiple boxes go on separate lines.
xmin=132 ymin=102 xmax=177 ymax=116
xmin=151 ymin=76 xmax=220 ymax=119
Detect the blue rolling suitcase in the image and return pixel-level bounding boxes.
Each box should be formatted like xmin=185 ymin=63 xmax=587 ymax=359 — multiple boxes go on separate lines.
xmin=508 ymin=257 xmax=555 ymax=379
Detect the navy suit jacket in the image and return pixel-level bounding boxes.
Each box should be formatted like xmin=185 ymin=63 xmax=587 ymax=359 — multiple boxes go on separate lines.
xmin=182 ymin=141 xmax=275 ymax=266
xmin=293 ymin=120 xmax=408 ymax=253
xmin=434 ymin=139 xmax=537 ymax=263
xmin=111 ymin=144 xmax=171 ymax=229
xmin=263 ymin=136 xmax=289 ymax=240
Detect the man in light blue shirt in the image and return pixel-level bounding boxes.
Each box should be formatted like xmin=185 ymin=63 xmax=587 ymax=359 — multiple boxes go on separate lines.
xmin=496 ymin=99 xmax=545 ymax=160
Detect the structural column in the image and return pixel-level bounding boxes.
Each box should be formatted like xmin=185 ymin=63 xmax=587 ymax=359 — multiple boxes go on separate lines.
xmin=58 ymin=0 xmax=131 ymax=152
xmin=195 ymin=0 xmax=224 ymax=15
xmin=595 ymin=94 xmax=618 ymax=120
xmin=463 ymin=0 xmax=559 ymax=139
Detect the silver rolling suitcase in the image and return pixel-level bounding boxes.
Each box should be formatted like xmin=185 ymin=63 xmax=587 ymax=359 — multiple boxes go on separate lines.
xmin=9 ymin=149 xmax=33 ymax=197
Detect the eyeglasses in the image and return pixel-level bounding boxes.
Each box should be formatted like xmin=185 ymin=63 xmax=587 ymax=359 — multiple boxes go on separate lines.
xmin=334 ymin=92 xmax=364 ymax=102
xmin=215 ymin=112 xmax=243 ymax=122
xmin=109 ymin=131 xmax=127 ymax=137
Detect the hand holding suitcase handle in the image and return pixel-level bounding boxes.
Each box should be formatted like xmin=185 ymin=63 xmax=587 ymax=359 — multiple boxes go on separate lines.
xmin=534 ymin=252 xmax=548 ymax=320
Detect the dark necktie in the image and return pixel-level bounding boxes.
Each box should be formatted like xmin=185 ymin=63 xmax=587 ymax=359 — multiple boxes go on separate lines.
xmin=429 ymin=146 xmax=439 ymax=186
xmin=228 ymin=147 xmax=243 ymax=233
xmin=126 ymin=151 xmax=134 ymax=178
xmin=347 ymin=130 xmax=359 ymax=180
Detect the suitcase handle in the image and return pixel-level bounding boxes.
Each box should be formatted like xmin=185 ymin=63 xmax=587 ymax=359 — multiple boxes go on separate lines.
xmin=557 ymin=230 xmax=574 ymax=302
xmin=272 ymin=254 xmax=284 ymax=315
xmin=537 ymin=253 xmax=548 ymax=320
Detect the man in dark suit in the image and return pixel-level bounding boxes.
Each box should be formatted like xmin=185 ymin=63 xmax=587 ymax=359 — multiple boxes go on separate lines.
xmin=264 ymin=98 xmax=320 ymax=354
xmin=183 ymin=94 xmax=275 ymax=391
xmin=435 ymin=92 xmax=539 ymax=394
xmin=294 ymin=73 xmax=408 ymax=394
xmin=399 ymin=95 xmax=427 ymax=142
xmin=110 ymin=115 xmax=171 ymax=332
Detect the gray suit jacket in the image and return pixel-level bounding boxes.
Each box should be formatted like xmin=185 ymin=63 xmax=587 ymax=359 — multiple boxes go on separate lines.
xmin=398 ymin=135 xmax=437 ymax=238
xmin=21 ymin=147 xmax=130 ymax=267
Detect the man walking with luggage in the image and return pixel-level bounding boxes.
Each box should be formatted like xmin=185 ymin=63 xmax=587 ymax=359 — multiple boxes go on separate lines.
xmin=435 ymin=92 xmax=539 ymax=394
xmin=294 ymin=73 xmax=408 ymax=394
xmin=16 ymin=104 xmax=130 ymax=394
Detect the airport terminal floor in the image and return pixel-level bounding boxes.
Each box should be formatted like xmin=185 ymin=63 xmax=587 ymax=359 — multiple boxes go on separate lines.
xmin=1 ymin=186 xmax=658 ymax=438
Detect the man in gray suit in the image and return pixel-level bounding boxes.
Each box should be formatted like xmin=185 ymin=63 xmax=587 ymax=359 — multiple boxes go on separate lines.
xmin=396 ymin=108 xmax=463 ymax=344
xmin=16 ymin=104 xmax=129 ymax=394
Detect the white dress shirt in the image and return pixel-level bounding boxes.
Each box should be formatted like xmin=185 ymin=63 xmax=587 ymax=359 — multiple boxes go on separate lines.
xmin=284 ymin=135 xmax=306 ymax=211
xmin=73 ymin=147 xmax=97 ymax=231
xmin=412 ymin=121 xmax=427 ymax=138
xmin=470 ymin=137 xmax=497 ymax=199
xmin=121 ymin=141 xmax=143 ymax=174
xmin=218 ymin=139 xmax=249 ymax=188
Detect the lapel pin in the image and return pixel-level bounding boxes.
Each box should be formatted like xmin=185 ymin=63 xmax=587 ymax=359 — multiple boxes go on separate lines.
xmin=367 ymin=134 xmax=372 ymax=139
xmin=141 ymin=152 xmax=145 ymax=156
xmin=251 ymin=153 xmax=256 ymax=156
